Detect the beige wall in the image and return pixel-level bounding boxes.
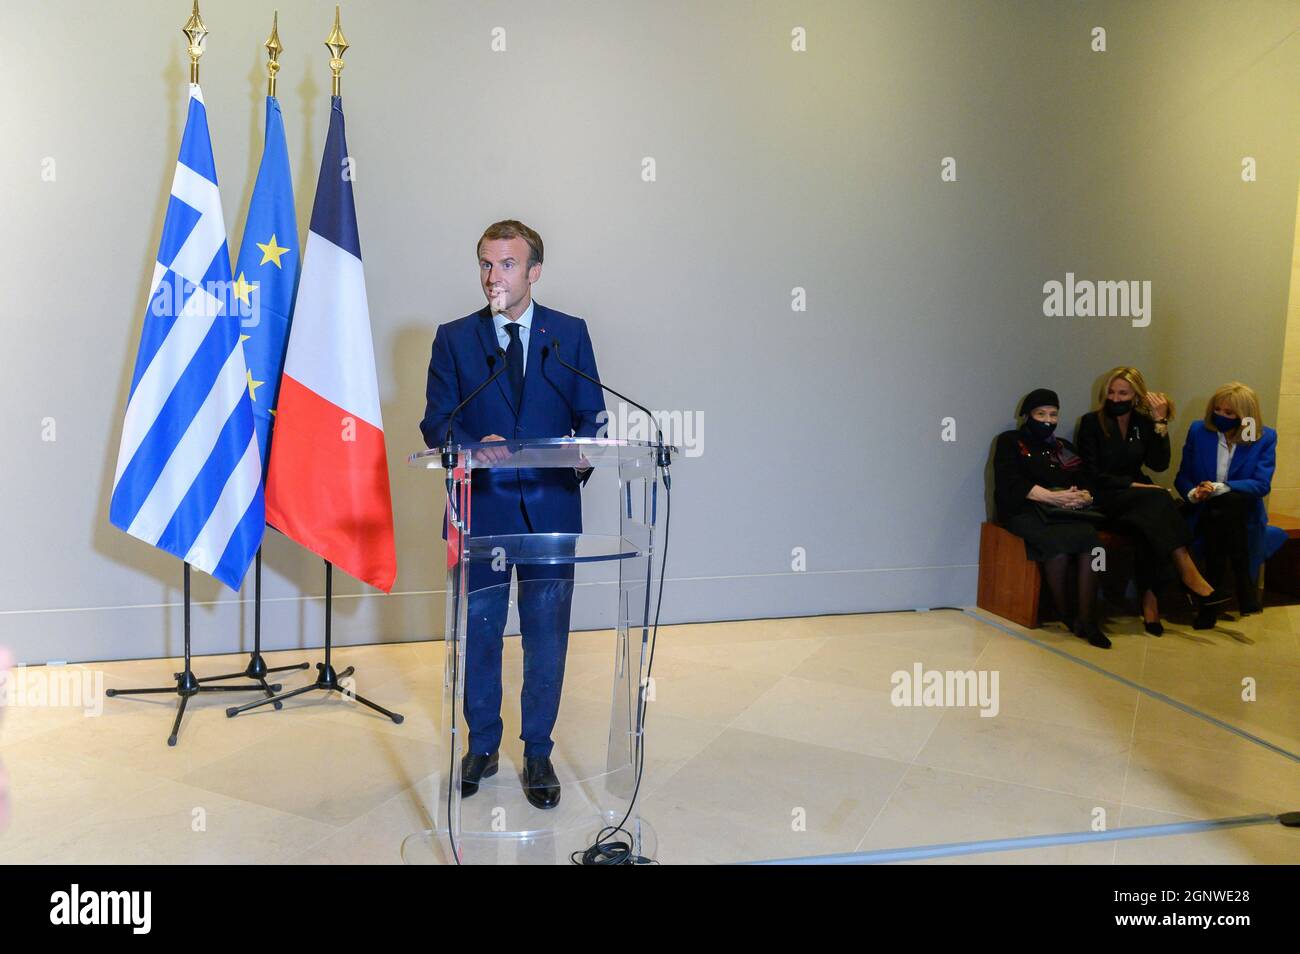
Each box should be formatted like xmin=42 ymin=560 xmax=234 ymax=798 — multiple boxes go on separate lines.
xmin=2 ymin=1 xmax=1298 ymax=664
xmin=1273 ymin=182 xmax=1300 ymax=516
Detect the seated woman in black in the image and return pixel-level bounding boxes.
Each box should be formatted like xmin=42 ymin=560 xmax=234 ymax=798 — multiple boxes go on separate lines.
xmin=994 ymin=389 xmax=1109 ymax=648
xmin=1075 ymin=366 xmax=1225 ymax=635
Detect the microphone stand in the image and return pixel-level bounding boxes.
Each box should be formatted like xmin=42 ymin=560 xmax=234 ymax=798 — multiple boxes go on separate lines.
xmin=544 ymin=339 xmax=671 ymax=864
xmin=441 ymin=349 xmax=507 ymax=493
xmin=437 ymin=345 xmax=508 ymax=865
xmin=545 ymin=342 xmax=672 ymax=486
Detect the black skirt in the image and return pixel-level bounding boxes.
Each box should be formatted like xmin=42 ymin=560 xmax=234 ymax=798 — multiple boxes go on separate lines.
xmin=1003 ymin=510 xmax=1101 ymax=562
xmin=1098 ymin=487 xmax=1189 ymax=552
xmin=1097 ymin=487 xmax=1191 ymax=587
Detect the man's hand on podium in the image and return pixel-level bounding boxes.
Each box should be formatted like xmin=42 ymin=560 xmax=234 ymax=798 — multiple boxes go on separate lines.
xmin=478 ymin=434 xmax=512 ymax=465
xmin=478 ymin=435 xmax=592 ymax=481
xmin=574 ymin=453 xmax=593 ymax=487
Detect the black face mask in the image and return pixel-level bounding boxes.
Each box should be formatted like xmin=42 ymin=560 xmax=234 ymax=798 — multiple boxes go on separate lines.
xmin=1104 ymin=399 xmax=1133 ymax=418
xmin=1023 ymin=418 xmax=1058 ymax=443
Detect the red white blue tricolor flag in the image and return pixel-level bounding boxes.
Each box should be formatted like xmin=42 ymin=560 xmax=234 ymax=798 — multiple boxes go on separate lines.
xmin=110 ymin=85 xmax=265 ymax=590
xmin=265 ymin=95 xmax=396 ymax=592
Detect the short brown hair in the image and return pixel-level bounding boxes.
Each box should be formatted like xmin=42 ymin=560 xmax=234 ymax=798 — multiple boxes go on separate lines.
xmin=476 ymin=220 xmax=544 ymax=268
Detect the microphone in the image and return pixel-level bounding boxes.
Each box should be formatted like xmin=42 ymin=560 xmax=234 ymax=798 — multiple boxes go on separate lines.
xmin=543 ymin=340 xmax=672 ymax=479
xmin=442 ymin=347 xmax=509 ymax=475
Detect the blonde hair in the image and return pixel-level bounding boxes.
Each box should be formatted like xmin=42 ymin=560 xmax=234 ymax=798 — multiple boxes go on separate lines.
xmin=1096 ymin=366 xmax=1175 ymax=435
xmin=1204 ymin=382 xmax=1263 ymax=444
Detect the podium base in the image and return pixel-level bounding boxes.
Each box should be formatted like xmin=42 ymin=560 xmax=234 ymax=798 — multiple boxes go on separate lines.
xmin=400 ymin=810 xmax=657 ymax=865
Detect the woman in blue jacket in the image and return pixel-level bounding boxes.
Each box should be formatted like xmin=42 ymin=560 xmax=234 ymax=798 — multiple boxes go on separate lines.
xmin=1174 ymin=382 xmax=1278 ymax=628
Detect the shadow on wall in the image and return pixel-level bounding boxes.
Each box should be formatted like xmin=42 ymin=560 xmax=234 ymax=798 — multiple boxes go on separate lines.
xmin=91 ymin=46 xmax=358 ymax=654
xmin=91 ymin=49 xmax=192 ymax=655
xmin=375 ymin=320 xmax=449 ymax=642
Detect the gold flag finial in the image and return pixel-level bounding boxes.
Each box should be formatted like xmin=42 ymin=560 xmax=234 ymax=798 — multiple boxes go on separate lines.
xmin=265 ymin=10 xmax=283 ymax=97
xmin=325 ymin=5 xmax=349 ymax=96
xmin=182 ymin=1 xmax=208 ymax=84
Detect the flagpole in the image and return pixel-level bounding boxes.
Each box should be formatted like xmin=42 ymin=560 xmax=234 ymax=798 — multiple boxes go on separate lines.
xmin=326 ymin=5 xmax=348 ymax=97
xmin=227 ymin=6 xmax=403 ymax=727
xmin=178 ymin=9 xmax=309 ymax=701
xmin=104 ymin=2 xmax=283 ymax=745
xmin=182 ymin=0 xmax=205 ymax=84
xmin=266 ymin=10 xmax=282 ymax=97
xmin=218 ymin=11 xmax=313 ymax=694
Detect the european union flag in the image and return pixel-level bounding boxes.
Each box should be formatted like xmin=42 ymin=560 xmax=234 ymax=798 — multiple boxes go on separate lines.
xmin=233 ymin=94 xmax=299 ymax=473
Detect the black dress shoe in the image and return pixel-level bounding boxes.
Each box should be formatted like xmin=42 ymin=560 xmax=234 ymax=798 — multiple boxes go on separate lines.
xmin=461 ymin=751 xmax=498 ymax=798
xmin=1073 ymin=619 xmax=1112 ymax=649
xmin=522 ymin=756 xmax=561 ymax=810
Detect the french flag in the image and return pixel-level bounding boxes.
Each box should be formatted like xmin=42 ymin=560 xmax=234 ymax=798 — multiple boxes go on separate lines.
xmin=265 ymin=95 xmax=396 ymax=592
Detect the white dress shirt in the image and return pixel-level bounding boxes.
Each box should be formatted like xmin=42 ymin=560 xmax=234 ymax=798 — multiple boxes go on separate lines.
xmin=493 ymin=300 xmax=534 ymax=376
xmin=1210 ymin=431 xmax=1235 ymax=496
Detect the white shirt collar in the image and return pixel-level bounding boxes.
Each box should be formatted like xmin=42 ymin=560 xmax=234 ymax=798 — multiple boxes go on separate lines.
xmin=494 ymin=299 xmax=534 ymax=334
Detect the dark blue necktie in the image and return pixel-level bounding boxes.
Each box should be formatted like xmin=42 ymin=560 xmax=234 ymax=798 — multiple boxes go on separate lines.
xmin=503 ymin=322 xmax=524 ymax=411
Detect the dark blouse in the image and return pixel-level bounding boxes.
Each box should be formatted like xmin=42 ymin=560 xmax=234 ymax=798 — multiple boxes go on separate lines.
xmin=993 ymin=429 xmax=1095 ymax=521
xmin=1074 ymin=410 xmax=1170 ymax=492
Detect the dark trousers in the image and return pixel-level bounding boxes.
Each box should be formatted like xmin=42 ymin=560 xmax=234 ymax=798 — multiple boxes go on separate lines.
xmin=464 ymin=557 xmax=576 ymax=760
xmin=1099 ymin=487 xmax=1190 ymax=592
xmin=1199 ymin=490 xmax=1254 ymax=593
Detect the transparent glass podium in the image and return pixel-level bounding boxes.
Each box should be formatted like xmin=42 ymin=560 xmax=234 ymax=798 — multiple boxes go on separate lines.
xmin=403 ymin=438 xmax=676 ymax=864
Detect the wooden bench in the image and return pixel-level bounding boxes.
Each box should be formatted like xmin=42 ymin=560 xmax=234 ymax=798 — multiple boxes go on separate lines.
xmin=1264 ymin=513 xmax=1300 ymax=598
xmin=976 ymin=521 xmax=1132 ymax=629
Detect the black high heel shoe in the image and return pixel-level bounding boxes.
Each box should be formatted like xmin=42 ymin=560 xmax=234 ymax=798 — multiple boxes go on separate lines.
xmin=1183 ymin=584 xmax=1226 ymax=631
xmin=1073 ymin=618 xmax=1112 ymax=649
xmin=1182 ymin=583 xmax=1231 ymax=609
xmin=1143 ymin=619 xmax=1163 ymax=637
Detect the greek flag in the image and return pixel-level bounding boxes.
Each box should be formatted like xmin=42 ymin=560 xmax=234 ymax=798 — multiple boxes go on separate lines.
xmin=109 ymin=85 xmax=265 ymax=590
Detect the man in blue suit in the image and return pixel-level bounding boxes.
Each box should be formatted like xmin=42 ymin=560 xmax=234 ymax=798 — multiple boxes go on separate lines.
xmin=420 ymin=220 xmax=606 ymax=809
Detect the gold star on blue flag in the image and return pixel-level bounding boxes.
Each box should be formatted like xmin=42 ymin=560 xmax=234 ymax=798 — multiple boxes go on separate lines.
xmin=233 ymin=95 xmax=299 ymax=476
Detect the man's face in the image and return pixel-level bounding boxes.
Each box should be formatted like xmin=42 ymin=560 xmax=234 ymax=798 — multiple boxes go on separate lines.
xmin=479 ymin=237 xmax=541 ymax=316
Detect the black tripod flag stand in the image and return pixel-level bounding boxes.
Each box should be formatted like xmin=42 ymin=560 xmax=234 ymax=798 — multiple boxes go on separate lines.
xmin=104 ymin=559 xmax=296 ymax=746
xmin=178 ymin=547 xmax=311 ymax=697
xmin=225 ymin=559 xmax=404 ymax=725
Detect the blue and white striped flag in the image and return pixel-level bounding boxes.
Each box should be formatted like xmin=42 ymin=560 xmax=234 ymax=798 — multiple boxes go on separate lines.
xmin=110 ymin=85 xmax=265 ymax=590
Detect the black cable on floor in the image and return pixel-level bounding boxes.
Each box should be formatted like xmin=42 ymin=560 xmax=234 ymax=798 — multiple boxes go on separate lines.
xmin=571 ymin=468 xmax=670 ymax=865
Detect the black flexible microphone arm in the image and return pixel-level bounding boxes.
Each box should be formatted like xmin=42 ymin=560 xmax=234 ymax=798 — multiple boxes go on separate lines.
xmin=545 ymin=339 xmax=673 ymax=865
xmin=544 ymin=341 xmax=672 ymax=484
xmin=441 ymin=348 xmax=508 ymax=483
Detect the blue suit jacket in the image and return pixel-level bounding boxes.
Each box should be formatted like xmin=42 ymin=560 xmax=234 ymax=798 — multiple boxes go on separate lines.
xmin=1174 ymin=419 xmax=1281 ymax=574
xmin=420 ymin=303 xmax=606 ymax=536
